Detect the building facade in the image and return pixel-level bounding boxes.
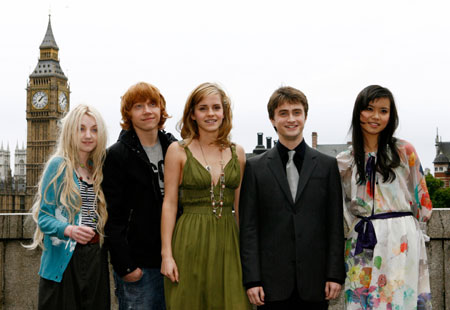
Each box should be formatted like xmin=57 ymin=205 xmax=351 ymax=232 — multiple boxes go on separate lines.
xmin=14 ymin=142 xmax=27 ymax=185
xmin=433 ymin=132 xmax=450 ymax=188
xmin=0 ymin=143 xmax=11 ymax=182
xmin=0 ymin=16 xmax=69 ymax=212
xmin=247 ymin=131 xmax=350 ymax=158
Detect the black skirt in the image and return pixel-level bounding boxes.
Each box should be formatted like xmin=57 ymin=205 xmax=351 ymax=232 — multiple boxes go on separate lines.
xmin=38 ymin=243 xmax=110 ymax=310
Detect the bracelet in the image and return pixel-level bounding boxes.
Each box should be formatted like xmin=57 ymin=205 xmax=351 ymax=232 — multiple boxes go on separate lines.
xmin=69 ymin=226 xmax=74 ymax=239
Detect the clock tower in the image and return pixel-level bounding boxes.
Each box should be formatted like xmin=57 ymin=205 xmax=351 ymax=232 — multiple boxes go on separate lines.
xmin=26 ymin=15 xmax=70 ymax=197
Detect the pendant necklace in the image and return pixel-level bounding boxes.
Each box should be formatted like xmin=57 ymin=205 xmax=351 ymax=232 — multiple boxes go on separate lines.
xmin=78 ymin=162 xmax=92 ymax=181
xmin=199 ymin=142 xmax=225 ymax=219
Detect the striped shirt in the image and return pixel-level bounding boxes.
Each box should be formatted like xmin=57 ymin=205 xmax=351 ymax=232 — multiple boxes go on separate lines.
xmin=78 ymin=179 xmax=98 ymax=230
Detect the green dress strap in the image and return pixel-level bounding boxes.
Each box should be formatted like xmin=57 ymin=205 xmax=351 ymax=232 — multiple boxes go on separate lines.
xmin=230 ymin=143 xmax=237 ymax=159
xmin=178 ymin=140 xmax=195 ymax=159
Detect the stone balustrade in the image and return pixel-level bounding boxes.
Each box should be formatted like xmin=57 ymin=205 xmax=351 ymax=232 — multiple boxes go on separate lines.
xmin=0 ymin=210 xmax=449 ymax=309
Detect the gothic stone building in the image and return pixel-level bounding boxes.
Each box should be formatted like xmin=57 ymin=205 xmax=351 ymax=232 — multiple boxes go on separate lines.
xmin=433 ymin=132 xmax=450 ymax=188
xmin=0 ymin=16 xmax=70 ymax=212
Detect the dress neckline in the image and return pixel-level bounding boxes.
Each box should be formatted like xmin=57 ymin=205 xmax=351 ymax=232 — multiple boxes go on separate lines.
xmin=185 ymin=146 xmax=235 ymax=187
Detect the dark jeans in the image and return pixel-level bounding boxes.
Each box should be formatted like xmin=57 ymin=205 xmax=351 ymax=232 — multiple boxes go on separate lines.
xmin=258 ymin=289 xmax=328 ymax=310
xmin=38 ymin=243 xmax=110 ymax=310
xmin=114 ymin=268 xmax=166 ymax=310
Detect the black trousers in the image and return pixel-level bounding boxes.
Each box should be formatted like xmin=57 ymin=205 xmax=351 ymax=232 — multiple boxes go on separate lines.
xmin=38 ymin=243 xmax=110 ymax=310
xmin=258 ymin=288 xmax=328 ymax=310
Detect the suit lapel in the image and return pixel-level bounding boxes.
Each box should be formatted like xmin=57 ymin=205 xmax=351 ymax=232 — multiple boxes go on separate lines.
xmin=295 ymin=145 xmax=317 ymax=203
xmin=267 ymin=147 xmax=296 ymax=205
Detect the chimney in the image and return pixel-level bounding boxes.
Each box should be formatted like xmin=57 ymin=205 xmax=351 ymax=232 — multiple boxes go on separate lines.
xmin=312 ymin=132 xmax=318 ymax=149
xmin=266 ymin=137 xmax=272 ymax=149
xmin=253 ymin=132 xmax=266 ymax=154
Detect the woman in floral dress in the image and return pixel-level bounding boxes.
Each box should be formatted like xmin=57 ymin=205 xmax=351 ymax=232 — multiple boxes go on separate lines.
xmin=337 ymin=85 xmax=432 ymax=309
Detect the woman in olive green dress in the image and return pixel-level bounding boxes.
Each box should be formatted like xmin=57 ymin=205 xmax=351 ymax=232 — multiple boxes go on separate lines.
xmin=161 ymin=82 xmax=251 ymax=310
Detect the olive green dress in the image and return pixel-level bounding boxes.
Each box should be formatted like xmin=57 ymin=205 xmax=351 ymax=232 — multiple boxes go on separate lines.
xmin=164 ymin=143 xmax=251 ymax=310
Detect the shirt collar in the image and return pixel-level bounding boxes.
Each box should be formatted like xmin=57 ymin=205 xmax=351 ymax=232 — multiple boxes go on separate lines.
xmin=276 ymin=139 xmax=306 ymax=160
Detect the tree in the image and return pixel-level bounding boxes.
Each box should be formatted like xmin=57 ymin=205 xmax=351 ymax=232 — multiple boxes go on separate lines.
xmin=425 ymin=173 xmax=449 ymax=208
xmin=425 ymin=173 xmax=444 ymax=199
xmin=432 ymin=187 xmax=450 ymax=208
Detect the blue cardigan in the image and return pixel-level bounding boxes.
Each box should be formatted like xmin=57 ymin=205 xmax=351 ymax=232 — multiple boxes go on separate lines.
xmin=37 ymin=156 xmax=80 ymax=282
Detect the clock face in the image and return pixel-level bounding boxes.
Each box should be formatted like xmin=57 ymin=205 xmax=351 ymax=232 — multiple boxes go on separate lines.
xmin=58 ymin=92 xmax=67 ymax=111
xmin=32 ymin=91 xmax=48 ymax=109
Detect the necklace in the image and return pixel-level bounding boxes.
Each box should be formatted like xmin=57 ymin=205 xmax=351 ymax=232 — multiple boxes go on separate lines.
xmin=78 ymin=162 xmax=92 ymax=181
xmin=199 ymin=142 xmax=225 ymax=219
xmin=199 ymin=142 xmax=211 ymax=171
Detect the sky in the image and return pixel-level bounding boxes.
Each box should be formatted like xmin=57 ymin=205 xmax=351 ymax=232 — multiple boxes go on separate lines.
xmin=1 ymin=0 xmax=449 ymax=173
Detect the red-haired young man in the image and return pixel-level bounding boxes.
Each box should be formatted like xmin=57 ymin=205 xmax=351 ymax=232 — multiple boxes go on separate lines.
xmin=103 ymin=82 xmax=177 ymax=309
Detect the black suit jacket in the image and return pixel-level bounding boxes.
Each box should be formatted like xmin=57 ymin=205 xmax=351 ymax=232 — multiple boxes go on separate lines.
xmin=239 ymin=144 xmax=345 ymax=302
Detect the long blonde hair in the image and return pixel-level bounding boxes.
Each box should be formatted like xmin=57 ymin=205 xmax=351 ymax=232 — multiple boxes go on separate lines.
xmin=25 ymin=104 xmax=108 ymax=249
xmin=177 ymin=82 xmax=233 ymax=147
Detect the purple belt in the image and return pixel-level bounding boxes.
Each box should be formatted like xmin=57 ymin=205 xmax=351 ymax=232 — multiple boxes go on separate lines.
xmin=354 ymin=211 xmax=413 ymax=255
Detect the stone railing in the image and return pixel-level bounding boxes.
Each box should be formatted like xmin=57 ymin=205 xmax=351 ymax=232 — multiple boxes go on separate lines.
xmin=0 ymin=210 xmax=449 ymax=309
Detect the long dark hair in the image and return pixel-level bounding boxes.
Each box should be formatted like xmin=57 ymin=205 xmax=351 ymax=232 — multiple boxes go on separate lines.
xmin=351 ymin=85 xmax=400 ymax=184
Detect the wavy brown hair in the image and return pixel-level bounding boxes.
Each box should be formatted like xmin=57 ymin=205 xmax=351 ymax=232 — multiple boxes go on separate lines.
xmin=177 ymin=82 xmax=232 ymax=147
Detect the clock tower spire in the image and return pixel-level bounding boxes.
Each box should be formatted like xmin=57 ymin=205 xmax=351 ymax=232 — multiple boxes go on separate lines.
xmin=26 ymin=15 xmax=70 ymax=197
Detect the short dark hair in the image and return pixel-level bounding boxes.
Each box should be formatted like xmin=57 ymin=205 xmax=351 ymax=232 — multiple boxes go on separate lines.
xmin=267 ymin=86 xmax=308 ymax=120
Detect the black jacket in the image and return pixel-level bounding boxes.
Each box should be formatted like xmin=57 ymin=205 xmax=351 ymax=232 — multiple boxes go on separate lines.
xmin=239 ymin=144 xmax=345 ymax=302
xmin=103 ymin=129 xmax=177 ymax=277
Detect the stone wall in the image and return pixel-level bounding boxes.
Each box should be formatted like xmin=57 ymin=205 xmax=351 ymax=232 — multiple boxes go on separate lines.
xmin=0 ymin=210 xmax=448 ymax=309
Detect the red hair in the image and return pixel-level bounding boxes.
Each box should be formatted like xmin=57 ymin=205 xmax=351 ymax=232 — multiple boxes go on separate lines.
xmin=120 ymin=82 xmax=169 ymax=130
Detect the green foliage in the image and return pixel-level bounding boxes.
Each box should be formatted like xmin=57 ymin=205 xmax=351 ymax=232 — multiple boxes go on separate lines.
xmin=432 ymin=187 xmax=450 ymax=208
xmin=425 ymin=173 xmax=449 ymax=208
xmin=425 ymin=173 xmax=443 ymax=198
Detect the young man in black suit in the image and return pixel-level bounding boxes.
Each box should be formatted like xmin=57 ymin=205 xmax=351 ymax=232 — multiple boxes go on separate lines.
xmin=239 ymin=86 xmax=345 ymax=309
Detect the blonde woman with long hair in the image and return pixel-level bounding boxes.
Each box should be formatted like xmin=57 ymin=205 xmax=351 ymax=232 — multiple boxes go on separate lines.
xmin=161 ymin=83 xmax=251 ymax=309
xmin=25 ymin=104 xmax=110 ymax=309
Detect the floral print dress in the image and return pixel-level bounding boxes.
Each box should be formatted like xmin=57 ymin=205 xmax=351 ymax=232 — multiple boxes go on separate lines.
xmin=337 ymin=139 xmax=432 ymax=310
